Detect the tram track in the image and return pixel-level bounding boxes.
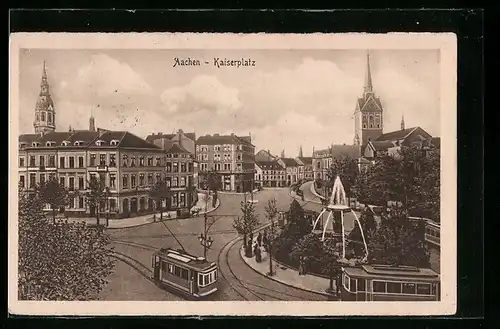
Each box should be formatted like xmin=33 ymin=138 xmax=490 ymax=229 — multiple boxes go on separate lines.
xmin=111 ymin=228 xmax=236 ymax=240
xmin=108 ymin=250 xmax=153 ymax=283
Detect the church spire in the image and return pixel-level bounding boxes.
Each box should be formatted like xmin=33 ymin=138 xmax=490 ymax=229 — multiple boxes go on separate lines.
xmin=299 ymin=145 xmax=303 ymax=158
xmin=281 ymin=149 xmax=285 ymax=158
xmin=401 ymin=112 xmax=405 ymax=130
xmin=364 ymin=51 xmax=373 ymax=95
xmin=34 ymin=60 xmax=56 ymax=134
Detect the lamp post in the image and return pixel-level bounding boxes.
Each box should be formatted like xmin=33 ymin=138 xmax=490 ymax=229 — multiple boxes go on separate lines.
xmin=105 ymin=186 xmax=110 ymax=227
xmin=199 ymin=211 xmax=213 ymax=259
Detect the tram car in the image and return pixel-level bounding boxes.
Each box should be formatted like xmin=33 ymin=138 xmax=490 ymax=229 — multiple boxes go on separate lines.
xmin=341 ymin=264 xmax=440 ymax=301
xmin=152 ymin=248 xmax=218 ymax=299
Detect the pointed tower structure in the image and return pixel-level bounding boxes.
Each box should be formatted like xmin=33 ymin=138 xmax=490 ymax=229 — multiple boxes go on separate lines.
xmin=401 ymin=112 xmax=405 ymax=130
xmin=353 ymin=51 xmax=384 ymax=146
xmin=34 ymin=61 xmax=56 ymax=134
xmin=298 ymin=145 xmax=303 ymax=158
xmin=280 ymin=149 xmax=285 ymax=158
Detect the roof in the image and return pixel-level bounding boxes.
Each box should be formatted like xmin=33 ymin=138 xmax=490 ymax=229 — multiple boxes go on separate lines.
xmin=166 ymin=143 xmax=190 ymax=154
xmin=255 ymin=149 xmax=277 ymax=162
xmin=66 ymin=130 xmax=100 ymax=146
xmin=297 ymin=157 xmax=313 ymax=165
xmin=154 ymin=248 xmax=215 ymax=271
xmin=256 ymin=160 xmax=283 ymax=170
xmin=343 ymin=264 xmax=439 ymax=281
xmin=89 ymin=131 xmax=161 ymax=149
xmin=329 ymin=144 xmax=362 ymax=159
xmin=357 ymin=96 xmax=383 ymax=113
xmin=376 ymin=127 xmax=418 ymax=142
xmin=280 ymin=157 xmax=299 ymax=167
xmin=370 ymin=140 xmax=396 ymax=151
xmin=145 ymin=131 xmax=196 ymax=143
xmin=19 ymin=134 xmax=41 ymax=145
xmin=196 ymin=134 xmax=253 ymax=146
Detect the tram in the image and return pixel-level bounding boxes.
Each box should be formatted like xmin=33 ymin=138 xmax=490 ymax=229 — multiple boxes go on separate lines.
xmin=152 ymin=248 xmax=219 ymax=298
xmin=341 ymin=264 xmax=440 ymax=301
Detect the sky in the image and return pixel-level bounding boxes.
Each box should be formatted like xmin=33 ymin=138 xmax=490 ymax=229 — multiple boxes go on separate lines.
xmin=19 ymin=48 xmax=440 ymax=157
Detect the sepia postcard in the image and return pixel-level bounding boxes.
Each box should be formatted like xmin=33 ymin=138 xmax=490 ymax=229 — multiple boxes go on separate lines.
xmin=9 ymin=32 xmax=457 ymax=316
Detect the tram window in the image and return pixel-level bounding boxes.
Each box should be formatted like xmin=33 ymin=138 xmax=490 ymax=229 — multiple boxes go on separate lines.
xmin=373 ymin=281 xmax=386 ymax=293
xmin=387 ymin=282 xmax=402 ymax=294
xmin=214 ymin=270 xmax=218 ymax=281
xmin=161 ymin=262 xmax=167 ymax=272
xmin=198 ymin=274 xmax=203 ymax=286
xmin=168 ymin=264 xmax=174 ymax=274
xmin=417 ymin=283 xmax=431 ymax=295
xmin=402 ymin=283 xmax=416 ymax=294
xmin=357 ymin=279 xmax=366 ymax=292
xmin=349 ymin=278 xmax=357 ymax=292
xmin=174 ymin=266 xmax=181 ymax=277
xmin=180 ymin=268 xmax=189 ymax=280
xmin=343 ymin=274 xmax=350 ymax=291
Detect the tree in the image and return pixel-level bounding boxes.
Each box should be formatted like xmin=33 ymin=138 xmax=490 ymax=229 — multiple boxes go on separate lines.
xmin=286 ymin=199 xmax=310 ymax=236
xmin=35 ymin=177 xmax=70 ymax=224
xmin=233 ymin=197 xmax=260 ymax=257
xmin=367 ymin=209 xmax=430 ymax=268
xmin=326 ymin=155 xmax=359 ymax=198
xmin=264 ymin=197 xmax=279 ymax=276
xmin=319 ymin=239 xmax=343 ymax=294
xmin=205 ymin=169 xmax=222 ymax=207
xmin=18 ymin=189 xmax=115 ymax=300
xmin=148 ymin=179 xmax=172 ymax=221
xmin=289 ymin=233 xmax=324 ymax=270
xmin=85 ymin=175 xmax=107 ymax=226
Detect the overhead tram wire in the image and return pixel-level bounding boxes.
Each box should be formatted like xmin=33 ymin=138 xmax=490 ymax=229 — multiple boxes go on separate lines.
xmin=159 ymin=216 xmax=187 ymax=252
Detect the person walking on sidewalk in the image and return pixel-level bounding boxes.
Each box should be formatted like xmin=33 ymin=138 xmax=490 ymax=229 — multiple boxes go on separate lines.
xmin=257 ymin=232 xmax=262 ymax=247
xmin=298 ymin=256 xmax=305 ymax=275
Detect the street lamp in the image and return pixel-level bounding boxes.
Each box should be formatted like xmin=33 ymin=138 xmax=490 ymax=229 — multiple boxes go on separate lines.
xmin=198 ymin=233 xmax=213 ymax=259
xmin=105 ymin=186 xmax=110 ymax=227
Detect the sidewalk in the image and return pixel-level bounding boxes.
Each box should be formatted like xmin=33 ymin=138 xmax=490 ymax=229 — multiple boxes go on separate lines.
xmin=64 ymin=192 xmax=220 ymax=229
xmin=198 ymin=189 xmax=260 ymax=195
xmin=240 ymin=238 xmax=338 ymax=299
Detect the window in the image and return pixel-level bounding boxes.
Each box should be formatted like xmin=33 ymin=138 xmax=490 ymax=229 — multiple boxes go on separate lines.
xmin=59 ymin=157 xmax=65 ymax=168
xmin=215 ymin=163 xmax=221 ymax=171
xmin=188 ymin=162 xmax=193 ymax=172
xmin=357 ymin=279 xmax=366 ymax=292
xmin=19 ymin=175 xmax=25 ymax=188
xmin=198 ymin=270 xmax=217 ymax=287
xmin=181 ymin=163 xmax=186 ymax=172
xmin=29 ymin=173 xmax=36 ymax=187
xmin=49 ymin=155 xmax=55 ymax=168
xmin=109 ymin=154 xmax=116 ymax=167
xmin=131 ymin=175 xmax=136 ymax=188
xmin=69 ymin=156 xmax=75 ymax=168
xmin=173 ymin=162 xmax=179 ymax=172
xmin=59 ymin=176 xmax=65 ymax=187
xmin=180 ymin=193 xmax=186 ymax=206
xmin=416 ymin=283 xmax=431 ymax=295
xmin=156 ymin=157 xmax=162 ymax=166
xmin=214 ymin=145 xmax=221 ymax=152
xmin=122 ymin=175 xmax=128 ymax=189
xmin=156 ymin=173 xmax=161 ymax=183
xmin=147 ymin=157 xmax=153 ymax=166
xmin=110 ymin=174 xmax=116 ymax=188
xmin=89 ymin=154 xmax=96 ymax=166
xmin=79 ymin=176 xmax=84 ymax=190
xmin=122 ymin=155 xmax=128 ymax=167
xmin=110 ymin=140 xmax=119 ymax=146
xmin=180 ymin=177 xmax=186 ymax=187
xmin=166 ymin=177 xmax=171 ymax=187
xmin=214 ymin=154 xmax=221 ymax=161
xmin=41 ymin=112 xmax=46 ymax=121
xmin=147 ymin=173 xmax=153 ymax=185
xmin=402 ymin=283 xmax=416 ymax=294
xmin=373 ymin=281 xmax=387 ymax=293
xmin=109 ymin=199 xmax=116 ymax=210
xmin=166 ymin=162 xmax=172 ymax=172
xmin=237 ymin=154 xmax=242 ymax=161
xmin=139 ymin=173 xmax=145 ymax=186
xmin=139 ymin=156 xmax=145 ymax=167
xmin=349 ymin=278 xmax=357 ymax=292
xmin=69 ymin=177 xmax=75 ymax=190
xmin=30 ymin=156 xmax=36 ymax=167
xmin=100 ymin=154 xmax=106 ymax=166
xmin=48 ymin=112 xmax=52 ymax=124
xmin=39 ymin=156 xmax=45 ymax=167
xmin=203 ymin=154 xmax=208 ymax=161
xmin=79 ymin=196 xmax=84 ymax=208
xmin=196 ymin=145 xmax=200 ymax=152
xmin=172 ymin=177 xmax=178 ymax=187
xmin=19 ymin=157 xmax=25 ymax=167
xmin=387 ymin=282 xmax=402 ymax=294
xmin=130 ymin=157 xmax=136 ymax=167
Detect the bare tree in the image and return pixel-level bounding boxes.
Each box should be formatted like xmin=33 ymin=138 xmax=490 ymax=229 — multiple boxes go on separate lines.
xmin=264 ymin=197 xmax=279 ymax=276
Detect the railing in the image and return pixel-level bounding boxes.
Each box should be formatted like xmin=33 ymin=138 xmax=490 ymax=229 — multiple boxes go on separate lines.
xmin=425 ymin=233 xmax=440 ymax=247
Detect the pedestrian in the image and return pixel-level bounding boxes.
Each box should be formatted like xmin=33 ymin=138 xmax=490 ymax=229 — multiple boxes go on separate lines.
xmin=262 ymin=234 xmax=268 ymax=252
xmin=254 ymin=244 xmax=262 ymax=263
xmin=257 ymin=232 xmax=262 ymax=247
xmin=298 ymin=256 xmax=304 ymax=275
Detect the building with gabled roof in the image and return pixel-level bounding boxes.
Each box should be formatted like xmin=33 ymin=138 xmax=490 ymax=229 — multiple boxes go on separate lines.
xmin=296 ymin=156 xmax=314 ymax=181
xmin=146 ymin=129 xmax=196 ymax=156
xmin=255 ymin=160 xmax=286 ymax=188
xmin=277 ymin=157 xmax=301 ymax=186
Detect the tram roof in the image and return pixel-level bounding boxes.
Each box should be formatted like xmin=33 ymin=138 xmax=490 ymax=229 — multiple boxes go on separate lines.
xmin=343 ymin=264 xmax=439 ymax=282
xmin=154 ymin=248 xmax=216 ymax=271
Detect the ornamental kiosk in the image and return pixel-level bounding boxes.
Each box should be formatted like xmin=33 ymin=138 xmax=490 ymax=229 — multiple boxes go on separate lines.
xmin=341 ymin=264 xmax=440 ymax=301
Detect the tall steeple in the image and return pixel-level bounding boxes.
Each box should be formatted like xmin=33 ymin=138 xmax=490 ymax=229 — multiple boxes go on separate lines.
xmin=298 ymin=145 xmax=303 ymax=158
xmin=281 ymin=149 xmax=285 ymax=158
xmin=34 ymin=61 xmax=56 ymax=134
xmin=364 ymin=51 xmax=373 ymax=95
xmin=401 ymin=112 xmax=405 ymax=130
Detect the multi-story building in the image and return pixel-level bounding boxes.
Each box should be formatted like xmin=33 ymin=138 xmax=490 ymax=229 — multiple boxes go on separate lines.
xmin=164 ymin=142 xmax=197 ymax=211
xmin=278 ymin=158 xmax=300 ymax=186
xmin=296 ymin=156 xmax=313 ymax=180
xmin=255 ymin=160 xmax=286 ymax=187
xmin=312 ymin=144 xmax=362 ymax=180
xmin=196 ymin=133 xmax=255 ymax=193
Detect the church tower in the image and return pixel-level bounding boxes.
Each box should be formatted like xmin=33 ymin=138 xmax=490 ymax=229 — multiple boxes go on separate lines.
xmin=400 ymin=112 xmax=405 ymax=130
xmin=298 ymin=145 xmax=303 ymax=158
xmin=353 ymin=52 xmax=384 ymax=146
xmin=34 ymin=61 xmax=56 ymax=134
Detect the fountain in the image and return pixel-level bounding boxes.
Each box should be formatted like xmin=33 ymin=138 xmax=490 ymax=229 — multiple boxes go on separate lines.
xmin=312 ymin=176 xmax=369 ymax=261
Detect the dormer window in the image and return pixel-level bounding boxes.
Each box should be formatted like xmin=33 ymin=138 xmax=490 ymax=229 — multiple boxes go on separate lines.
xmin=32 ymin=142 xmax=40 ymax=147
xmin=110 ymin=139 xmax=119 ymax=146
xmin=95 ymin=140 xmax=106 ymax=147
xmin=45 ymin=141 xmax=55 ymax=147
xmin=61 ymin=141 xmax=70 ymax=146
xmin=19 ymin=142 xmax=27 ymax=149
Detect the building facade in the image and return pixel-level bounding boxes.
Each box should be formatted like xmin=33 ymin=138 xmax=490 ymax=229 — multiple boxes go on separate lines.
xmin=255 ymin=160 xmax=286 ymax=188
xmin=196 ymin=133 xmax=255 ymax=193
xmin=278 ymin=158 xmax=300 ymax=186
xmin=164 ymin=143 xmax=197 ymax=212
xmin=296 ymin=157 xmax=314 ymax=181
